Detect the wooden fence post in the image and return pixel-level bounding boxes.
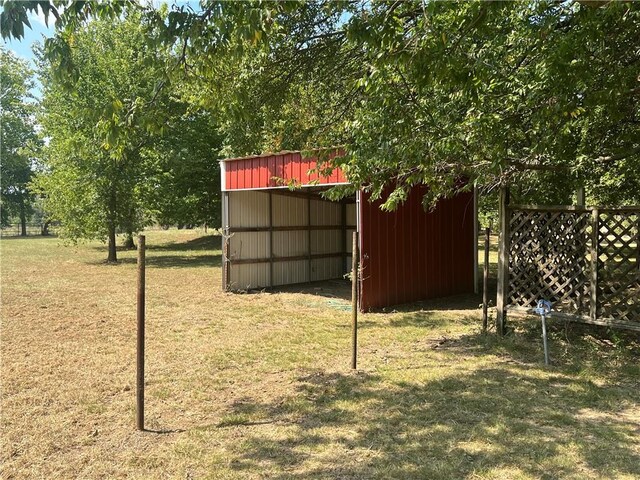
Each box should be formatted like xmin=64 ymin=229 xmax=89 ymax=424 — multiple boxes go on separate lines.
xmin=496 ymin=186 xmax=510 ymax=335
xmin=636 ymin=213 xmax=640 ymax=271
xmin=341 ymin=202 xmax=347 ymax=275
xmin=473 ymin=186 xmax=479 ymax=294
xmin=482 ymin=227 xmax=490 ymax=332
xmin=590 ymin=209 xmax=600 ymax=322
xmin=136 ymin=235 xmax=146 ymax=431
xmin=351 ymin=231 xmax=358 ymax=370
xmin=576 ymin=186 xmax=585 ymax=207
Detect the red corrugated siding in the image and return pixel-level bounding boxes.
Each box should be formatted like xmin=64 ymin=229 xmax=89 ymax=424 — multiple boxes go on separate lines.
xmin=359 ymin=186 xmax=475 ymax=311
xmin=224 ymin=150 xmax=348 ymax=190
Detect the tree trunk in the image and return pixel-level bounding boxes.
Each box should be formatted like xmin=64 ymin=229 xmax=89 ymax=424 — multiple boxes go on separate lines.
xmin=41 ymin=220 xmax=50 ymax=236
xmin=123 ymin=231 xmax=136 ymax=250
xmin=122 ymin=201 xmax=136 ymax=249
xmin=19 ymin=197 xmax=27 ymax=236
xmin=107 ymin=188 xmax=118 ymax=263
xmin=107 ymin=225 xmax=118 ymax=263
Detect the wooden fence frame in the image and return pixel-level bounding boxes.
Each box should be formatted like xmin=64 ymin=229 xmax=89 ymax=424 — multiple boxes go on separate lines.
xmin=496 ymin=188 xmax=640 ymax=333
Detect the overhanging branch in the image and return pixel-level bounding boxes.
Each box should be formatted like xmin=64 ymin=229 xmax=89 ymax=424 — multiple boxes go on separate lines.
xmin=508 ymin=160 xmax=568 ymax=172
xmin=594 ymin=146 xmax=640 ymax=164
xmin=508 ymin=146 xmax=640 ymax=172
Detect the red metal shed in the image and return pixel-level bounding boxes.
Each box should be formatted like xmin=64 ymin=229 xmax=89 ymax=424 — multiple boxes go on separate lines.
xmin=221 ymin=149 xmax=477 ymax=311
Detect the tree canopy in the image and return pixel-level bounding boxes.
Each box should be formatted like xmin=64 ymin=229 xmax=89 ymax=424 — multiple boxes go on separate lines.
xmin=33 ymin=11 xmax=171 ymax=260
xmin=183 ymin=0 xmax=640 ymax=208
xmin=0 ymin=47 xmax=39 ymax=232
xmin=29 ymin=8 xmax=224 ymax=260
xmin=145 ymin=107 xmax=223 ymax=229
xmin=3 ymin=0 xmax=639 ymax=211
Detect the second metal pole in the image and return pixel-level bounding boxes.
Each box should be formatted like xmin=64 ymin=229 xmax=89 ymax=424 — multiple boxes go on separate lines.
xmin=351 ymin=231 xmax=358 ymax=370
xmin=137 ymin=235 xmax=146 ymax=431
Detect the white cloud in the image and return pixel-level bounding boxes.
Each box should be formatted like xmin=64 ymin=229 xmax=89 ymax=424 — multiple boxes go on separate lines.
xmin=28 ymin=5 xmax=59 ymax=32
xmin=29 ymin=9 xmax=49 ymax=28
xmin=8 ymin=48 xmax=30 ymax=61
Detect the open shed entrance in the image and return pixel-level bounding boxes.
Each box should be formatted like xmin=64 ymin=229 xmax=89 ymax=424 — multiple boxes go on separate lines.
xmin=223 ymin=187 xmax=357 ymax=291
xmin=220 ymin=149 xmax=477 ymax=311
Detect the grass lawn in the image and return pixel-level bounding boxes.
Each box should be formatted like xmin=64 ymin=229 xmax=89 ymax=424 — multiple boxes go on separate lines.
xmin=1 ymin=230 xmax=639 ymax=479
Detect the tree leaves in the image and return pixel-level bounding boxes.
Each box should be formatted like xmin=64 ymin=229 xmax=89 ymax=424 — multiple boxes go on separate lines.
xmin=0 ymin=48 xmax=39 ymax=225
xmin=4 ymin=0 xmax=640 ymax=209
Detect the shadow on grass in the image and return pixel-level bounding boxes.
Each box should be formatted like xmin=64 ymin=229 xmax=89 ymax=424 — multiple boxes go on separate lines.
xmin=89 ymin=234 xmax=222 ymax=268
xmin=90 ymin=235 xmax=222 ymax=252
xmin=146 ymin=235 xmax=221 ymax=251
xmin=241 ymin=284 xmax=494 ymax=312
xmin=116 ymin=254 xmax=221 ymax=268
xmin=0 ymin=234 xmax=59 ymax=240
xmin=386 ymin=310 xmax=481 ymax=329
xmin=142 ymin=428 xmax=187 ymax=435
xmin=377 ymin=293 xmax=484 ymax=313
xmin=241 ymin=280 xmax=353 ymax=303
xmin=509 ymin=319 xmax=640 ymax=372
xmin=220 ymin=334 xmax=640 ymax=479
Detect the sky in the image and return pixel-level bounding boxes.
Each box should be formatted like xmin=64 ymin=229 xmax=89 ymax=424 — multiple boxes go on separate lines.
xmin=2 ymin=9 xmax=54 ymax=63
xmin=1 ymin=2 xmax=202 ymax=99
xmin=2 ymin=9 xmax=54 ymax=99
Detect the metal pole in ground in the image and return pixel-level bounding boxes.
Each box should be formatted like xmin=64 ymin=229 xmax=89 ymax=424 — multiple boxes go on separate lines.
xmin=137 ymin=235 xmax=146 ymax=430
xmin=482 ymin=227 xmax=490 ymax=332
xmin=535 ymin=299 xmax=552 ymax=366
xmin=541 ymin=312 xmax=550 ymax=366
xmin=351 ymin=231 xmax=358 ymax=370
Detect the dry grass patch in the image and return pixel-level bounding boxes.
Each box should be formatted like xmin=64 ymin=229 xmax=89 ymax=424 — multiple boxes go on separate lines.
xmin=1 ymin=230 xmax=639 ymax=479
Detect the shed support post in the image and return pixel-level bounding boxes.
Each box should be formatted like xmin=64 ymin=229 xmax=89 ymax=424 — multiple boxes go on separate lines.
xmin=307 ymin=192 xmax=312 ymax=282
xmin=496 ymin=186 xmax=510 ymax=335
xmin=269 ymin=192 xmax=274 ymax=287
xmin=222 ymin=191 xmax=230 ymax=291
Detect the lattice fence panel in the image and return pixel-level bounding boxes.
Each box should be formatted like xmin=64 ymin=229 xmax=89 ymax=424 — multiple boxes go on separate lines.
xmin=597 ymin=212 xmax=640 ymax=323
xmin=508 ymin=210 xmax=591 ymax=316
